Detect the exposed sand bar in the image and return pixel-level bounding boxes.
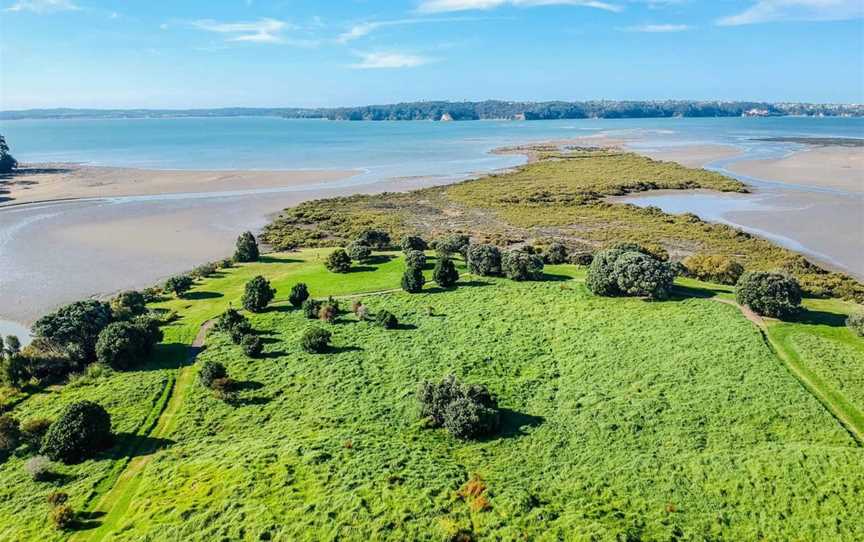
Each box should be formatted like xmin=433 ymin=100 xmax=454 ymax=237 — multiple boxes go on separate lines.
xmin=1 ymin=164 xmax=359 ymax=206
xmin=632 ymin=144 xmax=744 ymax=168
xmin=725 ymin=146 xmax=864 ymax=194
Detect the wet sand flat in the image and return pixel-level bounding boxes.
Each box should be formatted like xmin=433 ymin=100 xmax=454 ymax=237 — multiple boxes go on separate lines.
xmin=726 ymin=146 xmax=864 ymax=193
xmin=633 ymin=144 xmax=744 ymax=168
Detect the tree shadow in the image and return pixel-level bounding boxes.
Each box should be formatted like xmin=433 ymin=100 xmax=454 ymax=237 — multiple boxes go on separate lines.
xmin=493 ymin=408 xmax=545 ymax=440
xmin=329 ymin=345 xmax=363 ymax=354
xmin=231 ymin=395 xmax=272 ymax=407
xmin=260 ymin=350 xmax=288 ymax=359
xmin=105 ymin=433 xmax=176 ymax=460
xmin=259 ymin=255 xmax=302 ymax=264
xmin=395 ymin=323 xmax=418 ymax=331
xmin=459 ymin=280 xmax=494 ymax=288
xmin=793 ymin=308 xmax=848 ymax=328
xmin=349 ymin=265 xmax=377 ymax=273
xmin=540 ymin=273 xmax=573 ymax=282
xmin=365 ymin=254 xmax=395 ymax=265
xmin=184 ymin=291 xmax=223 ymax=300
xmin=67 ymin=511 xmax=106 ymax=532
xmin=667 ymin=284 xmax=724 ymax=301
xmin=232 ymin=380 xmax=263 ymax=391
xmin=136 ymin=343 xmax=195 ymax=371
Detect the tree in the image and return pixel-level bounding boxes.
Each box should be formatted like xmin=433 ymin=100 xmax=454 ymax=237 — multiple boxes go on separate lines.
xmin=544 ymin=243 xmax=568 ymax=265
xmin=325 ymin=249 xmax=352 ymax=273
xmin=404 ymin=249 xmax=427 ymax=270
xmin=401 ymin=235 xmax=428 ymax=253
xmin=375 ymin=310 xmax=398 ymax=329
xmin=0 ymin=134 xmax=18 ymax=174
xmin=502 ymin=250 xmax=545 ymax=281
xmin=0 ymin=414 xmax=21 ymax=454
xmin=300 ymin=327 xmax=331 ymax=353
xmin=418 ymin=375 xmax=500 ymax=440
xmin=95 ymin=321 xmax=158 ymax=370
xmin=32 ymin=300 xmax=114 ymax=363
xmin=435 ymin=234 xmax=470 ymax=257
xmin=289 ymin=283 xmax=310 ymax=308
xmin=3 ymin=335 xmax=20 ymax=356
xmin=164 ymin=275 xmax=194 ymax=298
xmin=847 ymin=312 xmax=864 ymax=337
xmin=681 ymin=254 xmax=744 ymax=285
xmin=612 ymin=252 xmax=675 ymax=300
xmin=346 ymin=241 xmax=372 ymax=262
xmin=198 ymin=360 xmax=227 ymax=388
xmin=467 ymin=244 xmax=501 ymax=276
xmin=241 ymin=335 xmax=263 ymax=358
xmin=356 ymin=229 xmax=391 ymax=249
xmin=585 ymin=248 xmax=627 ymax=296
xmin=736 ymin=272 xmax=802 ymax=319
xmin=433 ymin=256 xmax=459 ymax=288
xmin=302 ymin=298 xmax=323 ymax=319
xmin=234 ymin=231 xmax=260 ymax=262
xmin=40 ymin=401 xmax=112 ymax=464
xmin=215 ymin=308 xmax=249 ymax=333
xmin=242 ymin=276 xmax=276 ymax=313
xmin=401 ymin=266 xmax=425 ymax=293
xmin=110 ymin=291 xmax=147 ymax=320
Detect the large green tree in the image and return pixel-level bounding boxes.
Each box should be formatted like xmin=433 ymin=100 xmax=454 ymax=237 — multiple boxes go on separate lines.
xmin=0 ymin=134 xmax=18 ymax=174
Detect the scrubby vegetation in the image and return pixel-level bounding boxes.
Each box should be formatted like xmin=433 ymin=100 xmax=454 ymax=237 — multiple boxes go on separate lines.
xmin=736 ymin=271 xmax=802 ymax=319
xmin=682 ymin=253 xmax=744 ymax=285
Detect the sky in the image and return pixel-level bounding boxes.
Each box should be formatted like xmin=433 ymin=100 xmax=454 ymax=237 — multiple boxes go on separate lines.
xmin=0 ymin=0 xmax=862 ymax=109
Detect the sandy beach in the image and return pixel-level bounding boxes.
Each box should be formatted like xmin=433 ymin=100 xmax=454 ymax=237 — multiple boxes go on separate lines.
xmin=0 ymin=164 xmax=358 ymax=205
xmin=726 ymin=146 xmax=864 ymax=193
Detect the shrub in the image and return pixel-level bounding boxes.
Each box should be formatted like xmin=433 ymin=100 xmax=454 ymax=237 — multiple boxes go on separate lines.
xmin=418 ymin=375 xmax=500 ymax=440
xmin=241 ymin=335 xmax=263 ymax=358
xmin=164 ymin=275 xmax=194 ymax=298
xmin=586 ymin=248 xmax=627 ymax=296
xmin=467 ymin=244 xmax=502 ymax=276
xmin=401 ymin=235 xmax=429 ymax=253
xmin=319 ymin=302 xmax=339 ymax=324
xmin=21 ymin=417 xmax=52 ymax=448
xmin=682 ymin=254 xmax=744 ymax=285
xmin=612 ymin=251 xmax=675 ymax=300
xmin=301 ymin=327 xmax=331 ymax=353
xmin=0 ymin=414 xmax=20 ymax=453
xmin=3 ymin=334 xmax=20 ymax=356
xmin=234 ymin=231 xmax=260 ymax=262
xmin=302 ymin=299 xmax=323 ymax=319
xmin=95 ymin=321 xmax=158 ymax=370
xmin=325 ymin=249 xmax=352 ymax=273
xmin=40 ymin=401 xmax=112 ymax=464
xmin=215 ymin=308 xmax=249 ymax=333
xmin=570 ymin=252 xmax=594 ymax=266
xmin=610 ymin=241 xmax=669 ymax=262
xmin=198 ymin=360 xmax=228 ymax=388
xmin=50 ymin=504 xmax=75 ymax=530
xmin=110 ymin=291 xmax=147 ymax=320
xmin=736 ymin=272 xmax=802 ymax=319
xmin=211 ymin=378 xmax=238 ymax=403
xmin=502 ymin=250 xmax=545 ymax=281
xmin=47 ymin=491 xmax=69 ymax=507
xmin=356 ymin=229 xmax=391 ymax=249
xmin=401 ymin=266 xmax=426 ymax=293
xmin=847 ymin=311 xmax=864 ymax=337
xmin=404 ymin=249 xmax=427 ymax=270
xmin=218 ymin=258 xmax=234 ymax=269
xmin=242 ymin=275 xmax=276 ymax=313
xmin=24 ymin=455 xmax=53 ymax=481
xmin=229 ymin=325 xmax=251 ymax=345
xmin=435 ymin=234 xmax=470 ymax=257
xmin=289 ymin=283 xmax=310 ymax=308
xmin=191 ymin=261 xmax=219 ymax=279
xmin=346 ymin=241 xmax=372 ymax=262
xmin=375 ymin=310 xmax=398 ymax=329
xmin=433 ymin=256 xmax=459 ymax=288
xmin=32 ymin=300 xmax=114 ymax=363
xmin=544 ymin=243 xmax=568 ymax=265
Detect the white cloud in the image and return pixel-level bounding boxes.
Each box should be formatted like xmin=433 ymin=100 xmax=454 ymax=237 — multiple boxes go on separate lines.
xmin=5 ymin=0 xmax=79 ymax=13
xmin=417 ymin=0 xmax=622 ymax=14
xmin=337 ymin=17 xmax=480 ymax=43
xmin=717 ymin=0 xmax=864 ymax=26
xmin=621 ymin=23 xmax=691 ymax=31
xmin=350 ymin=52 xmax=434 ymax=69
xmin=191 ymin=18 xmax=292 ymax=44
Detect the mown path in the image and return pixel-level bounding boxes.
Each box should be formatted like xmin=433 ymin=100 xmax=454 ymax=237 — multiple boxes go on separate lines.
xmin=73 ymin=320 xmax=215 ymax=542
xmin=715 ymin=297 xmax=864 ymax=444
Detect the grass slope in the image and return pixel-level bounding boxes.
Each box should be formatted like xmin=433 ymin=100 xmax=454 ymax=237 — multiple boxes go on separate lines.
xmin=3 ymin=254 xmax=863 ymax=541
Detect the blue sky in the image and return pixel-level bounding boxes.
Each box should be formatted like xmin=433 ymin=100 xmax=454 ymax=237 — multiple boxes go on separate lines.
xmin=1 ymin=0 xmax=862 ymax=109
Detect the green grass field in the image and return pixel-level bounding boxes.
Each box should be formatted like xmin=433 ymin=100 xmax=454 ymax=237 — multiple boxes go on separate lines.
xmin=2 ymin=251 xmax=863 ymax=541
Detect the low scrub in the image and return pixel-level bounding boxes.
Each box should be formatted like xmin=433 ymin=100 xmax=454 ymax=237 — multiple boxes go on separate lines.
xmin=301 ymin=327 xmax=331 ymax=353
xmin=346 ymin=241 xmax=372 ymax=262
xmin=682 ymin=254 xmax=744 ymax=285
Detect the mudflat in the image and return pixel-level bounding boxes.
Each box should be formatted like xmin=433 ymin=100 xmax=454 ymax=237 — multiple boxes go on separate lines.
xmin=726 ymin=146 xmax=864 ymax=193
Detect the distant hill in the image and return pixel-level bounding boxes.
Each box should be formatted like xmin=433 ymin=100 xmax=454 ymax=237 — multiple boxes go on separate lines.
xmin=2 ymin=100 xmax=862 ymax=121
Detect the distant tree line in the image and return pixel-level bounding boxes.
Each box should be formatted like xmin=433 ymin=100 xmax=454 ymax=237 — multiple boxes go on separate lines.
xmin=3 ymin=100 xmax=862 ymax=121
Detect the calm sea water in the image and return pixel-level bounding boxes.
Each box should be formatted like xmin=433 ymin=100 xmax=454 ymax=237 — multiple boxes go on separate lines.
xmin=0 ymin=116 xmax=862 ymax=339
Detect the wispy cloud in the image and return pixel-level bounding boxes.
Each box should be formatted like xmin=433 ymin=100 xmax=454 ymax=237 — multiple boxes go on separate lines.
xmin=620 ymin=23 xmax=691 ymax=31
xmin=5 ymin=0 xmax=79 ymax=13
xmin=350 ymin=51 xmax=435 ymax=69
xmin=191 ymin=18 xmax=296 ymax=44
xmin=717 ymin=0 xmax=864 ymax=26
xmin=337 ymin=17 xmax=482 ymax=43
xmin=417 ymin=0 xmax=622 ymax=14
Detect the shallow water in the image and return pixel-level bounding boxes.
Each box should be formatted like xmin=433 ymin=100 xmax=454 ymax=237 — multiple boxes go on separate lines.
xmin=0 ymin=116 xmax=862 ymax=332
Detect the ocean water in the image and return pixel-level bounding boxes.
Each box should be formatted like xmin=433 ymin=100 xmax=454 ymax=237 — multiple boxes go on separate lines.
xmin=0 ymin=115 xmax=862 ymax=338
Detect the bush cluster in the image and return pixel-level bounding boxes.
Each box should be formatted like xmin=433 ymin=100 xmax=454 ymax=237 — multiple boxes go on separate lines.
xmin=356 ymin=229 xmax=391 ymax=249
xmin=110 ymin=291 xmax=147 ymax=320
xmin=847 ymin=312 xmax=864 ymax=337
xmin=467 ymin=244 xmax=502 ymax=276
xmin=404 ymin=249 xmax=427 ymax=269
xmin=40 ymin=401 xmax=112 ymax=464
xmin=433 ymin=256 xmax=459 ymax=288
xmin=32 ymin=300 xmax=114 ymax=364
xmin=303 ymin=299 xmax=323 ymax=319
xmin=435 ymin=234 xmax=470 ymax=257
xmin=164 ymin=275 xmax=194 ymax=298
xmin=214 ymin=308 xmax=261 ymax=356
xmin=24 ymin=455 xmax=52 ymax=481
xmin=681 ymin=254 xmax=744 ymax=285
xmin=242 ymin=275 xmax=276 ymax=313
xmin=95 ymin=318 xmax=162 ymax=370
xmin=736 ymin=271 xmax=802 ymax=319
xmin=198 ymin=360 xmax=228 ymax=389
xmin=346 ymin=241 xmax=372 ymax=262
xmin=0 ymin=414 xmax=20 ymax=455
xmin=325 ymin=249 xmax=352 ymax=273
xmin=586 ymin=247 xmax=674 ymax=300
xmin=301 ymin=327 xmax=332 ymax=353
xmin=502 ymin=250 xmax=545 ymax=281
xmin=544 ymin=243 xmax=568 ymax=265
xmin=418 ymin=375 xmax=500 ymax=440
xmin=234 ymin=231 xmax=260 ymax=262
xmin=570 ymin=252 xmax=594 ymax=266
xmin=241 ymin=335 xmax=263 ymax=358
xmin=401 ymin=235 xmax=428 ymax=253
